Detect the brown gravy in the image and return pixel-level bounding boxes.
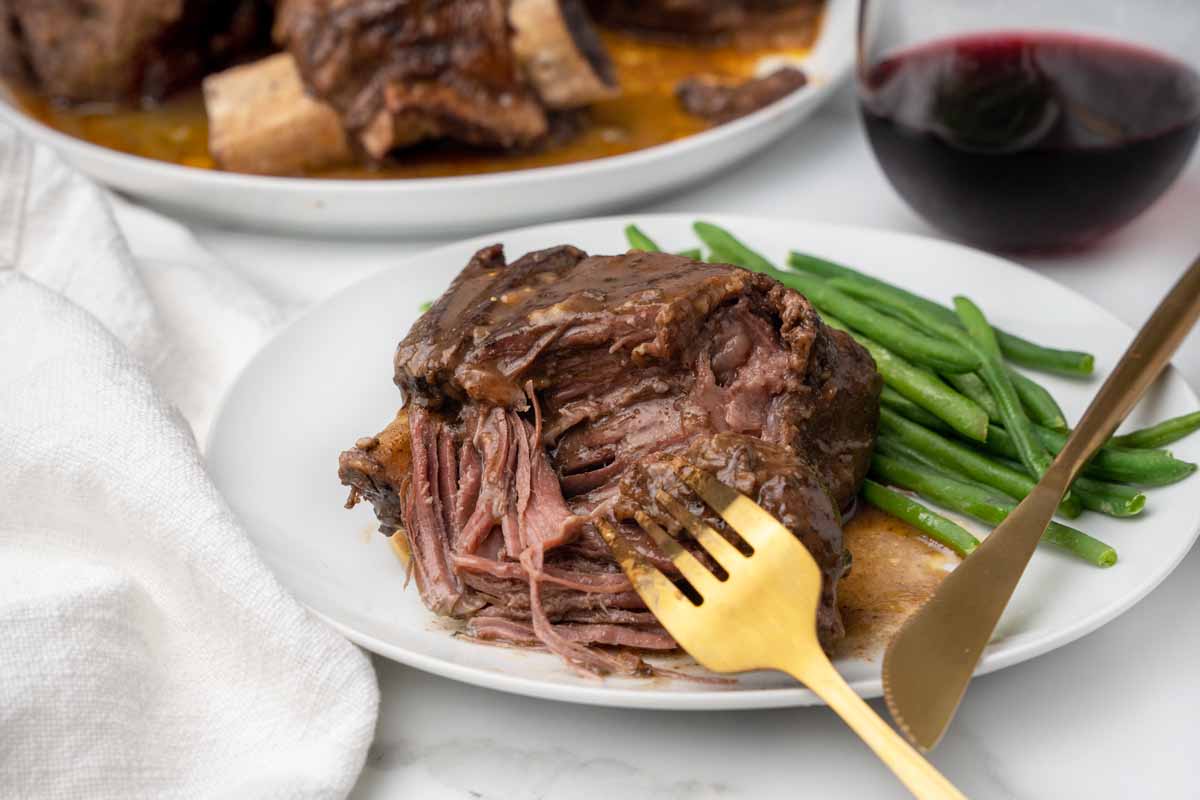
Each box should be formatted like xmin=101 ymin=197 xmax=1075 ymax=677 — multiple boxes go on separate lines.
xmin=5 ymin=27 xmax=816 ymax=179
xmin=834 ymin=505 xmax=960 ymax=660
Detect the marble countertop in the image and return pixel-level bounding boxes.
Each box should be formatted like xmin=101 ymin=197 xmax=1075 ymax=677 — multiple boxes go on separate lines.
xmin=187 ymin=87 xmax=1200 ymax=800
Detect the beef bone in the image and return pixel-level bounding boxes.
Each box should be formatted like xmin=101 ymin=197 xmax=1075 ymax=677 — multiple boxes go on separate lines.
xmin=509 ymin=0 xmax=619 ymax=110
xmin=203 ymin=52 xmax=352 ymax=175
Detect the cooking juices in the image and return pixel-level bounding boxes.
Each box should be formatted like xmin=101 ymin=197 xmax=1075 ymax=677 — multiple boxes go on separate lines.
xmin=7 ymin=28 xmax=818 ymax=179
xmin=860 ymin=32 xmax=1200 ymax=252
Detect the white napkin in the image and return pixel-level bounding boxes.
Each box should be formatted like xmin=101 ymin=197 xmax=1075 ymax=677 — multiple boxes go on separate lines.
xmin=0 ymin=127 xmax=379 ymax=798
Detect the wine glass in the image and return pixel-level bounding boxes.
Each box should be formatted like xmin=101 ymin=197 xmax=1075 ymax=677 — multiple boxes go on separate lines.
xmin=858 ymin=0 xmax=1200 ymax=252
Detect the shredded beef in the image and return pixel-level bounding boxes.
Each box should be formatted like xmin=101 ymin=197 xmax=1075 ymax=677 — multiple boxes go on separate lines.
xmin=340 ymin=245 xmax=880 ymax=674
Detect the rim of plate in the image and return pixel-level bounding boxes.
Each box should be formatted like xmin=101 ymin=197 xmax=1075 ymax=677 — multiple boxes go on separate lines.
xmin=0 ymin=0 xmax=854 ymax=195
xmin=207 ymin=213 xmax=1200 ymax=711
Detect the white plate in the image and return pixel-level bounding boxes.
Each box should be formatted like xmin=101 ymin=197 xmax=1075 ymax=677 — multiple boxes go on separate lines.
xmin=206 ymin=214 xmax=1200 ymax=710
xmin=0 ymin=2 xmax=852 ymax=237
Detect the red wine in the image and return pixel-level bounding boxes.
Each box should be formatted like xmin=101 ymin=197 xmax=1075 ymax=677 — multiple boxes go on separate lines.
xmin=861 ymin=33 xmax=1200 ymax=251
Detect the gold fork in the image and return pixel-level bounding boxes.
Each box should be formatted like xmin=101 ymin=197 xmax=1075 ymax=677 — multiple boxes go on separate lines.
xmin=596 ymin=467 xmax=965 ymax=800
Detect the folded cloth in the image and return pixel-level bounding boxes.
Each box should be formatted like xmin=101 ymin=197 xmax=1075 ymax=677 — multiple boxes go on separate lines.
xmin=0 ymin=126 xmax=379 ymax=798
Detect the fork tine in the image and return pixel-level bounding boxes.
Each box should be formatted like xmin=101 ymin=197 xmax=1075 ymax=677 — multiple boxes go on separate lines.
xmin=632 ymin=511 xmax=723 ymax=595
xmin=654 ymin=489 xmax=748 ymax=573
xmin=595 ymin=519 xmax=694 ymax=616
xmin=677 ymin=466 xmax=794 ymax=552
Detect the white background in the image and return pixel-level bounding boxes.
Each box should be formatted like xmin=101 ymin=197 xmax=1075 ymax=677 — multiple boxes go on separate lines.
xmin=181 ymin=86 xmax=1200 ymax=799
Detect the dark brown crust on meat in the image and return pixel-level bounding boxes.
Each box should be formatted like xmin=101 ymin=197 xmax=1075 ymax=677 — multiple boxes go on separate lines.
xmin=393 ymin=243 xmax=589 ymax=408
xmin=276 ymin=0 xmax=548 ymax=158
xmin=392 ymin=246 xmax=879 ymax=507
xmin=2 ymin=0 xmax=271 ymax=104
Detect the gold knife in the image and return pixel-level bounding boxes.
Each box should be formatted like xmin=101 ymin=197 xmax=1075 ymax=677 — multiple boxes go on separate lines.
xmin=883 ymin=254 xmax=1200 ymax=750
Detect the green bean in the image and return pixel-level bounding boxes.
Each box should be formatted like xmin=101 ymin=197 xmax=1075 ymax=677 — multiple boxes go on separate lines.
xmin=624 ymin=224 xmax=661 ymax=252
xmin=878 ymin=408 xmax=1083 ymax=518
xmin=987 ymin=454 xmax=1145 ymax=518
xmin=938 ymin=359 xmax=1066 ymax=433
xmin=875 ymin=435 xmax=952 ymax=471
xmin=767 ymin=271 xmax=980 ymax=373
xmin=873 ymin=437 xmax=1141 ymax=528
xmin=982 ymin=425 xmax=1197 ymax=486
xmin=879 ymin=386 xmax=956 ymax=435
xmin=944 ymin=372 xmax=1001 ymax=421
xmin=1008 ymin=369 xmax=1069 ymax=430
xmin=1112 ymin=411 xmax=1200 ymax=449
xmin=873 ymin=440 xmax=998 ymax=507
xmin=1065 ymin=477 xmax=1145 ymax=518
xmin=882 ymin=291 xmax=1053 ymax=480
xmin=1035 ymin=427 xmax=1197 ymax=487
xmin=884 ymin=371 xmax=1182 ymax=488
xmin=870 ymin=453 xmax=1117 ymax=567
xmin=821 ymin=313 xmax=990 ymax=441
xmin=675 ymin=248 xmax=703 ymax=260
xmin=874 ymin=438 xmax=1036 ymax=507
xmin=827 ymin=278 xmax=951 ymax=335
xmin=878 ymin=419 xmax=1027 ymax=501
xmin=693 ymin=221 xmax=776 ymax=273
xmin=1037 ymin=518 xmax=1118 ymax=568
xmin=999 ymin=332 xmax=1096 ymax=379
xmin=861 ymin=480 xmax=980 ymax=557
xmin=795 ymin=255 xmax=1095 ymax=376
xmin=831 ymin=289 xmax=1067 ymax=428
xmin=954 ymin=297 xmax=1055 ymax=482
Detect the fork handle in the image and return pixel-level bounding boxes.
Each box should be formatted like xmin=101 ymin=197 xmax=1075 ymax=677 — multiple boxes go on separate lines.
xmin=789 ymin=657 xmax=966 ymax=800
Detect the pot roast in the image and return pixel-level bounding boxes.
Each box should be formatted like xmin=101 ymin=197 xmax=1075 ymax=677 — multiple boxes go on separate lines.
xmin=3 ymin=0 xmax=816 ymax=173
xmin=275 ymin=0 xmax=551 ymax=159
xmin=339 ymin=245 xmax=881 ymax=674
xmin=0 ymin=0 xmax=271 ymax=103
